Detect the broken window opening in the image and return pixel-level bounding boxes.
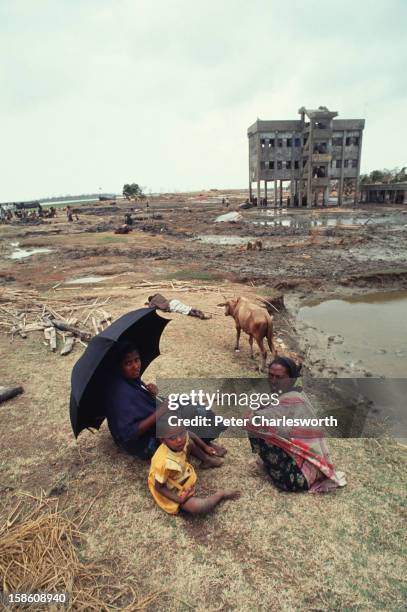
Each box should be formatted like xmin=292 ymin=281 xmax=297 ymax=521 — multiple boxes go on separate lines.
xmin=295 ymin=137 xmax=301 ymax=147
xmin=286 ymin=160 xmax=292 ymax=169
xmin=287 ymin=138 xmax=292 ymax=147
xmin=269 ymin=161 xmax=275 ymax=169
xmin=344 ymin=159 xmax=349 ymax=168
xmin=313 ymin=142 xmax=328 ymax=154
xmin=277 ymin=161 xmax=283 ymax=170
xmin=336 ymin=159 xmax=341 ymax=168
xmin=312 ymin=166 xmax=326 ymax=178
xmin=352 ymin=159 xmax=358 ymax=168
xmin=278 ymin=139 xmax=283 ymax=148
xmin=345 ymin=137 xmax=351 ymax=146
xmin=294 ymin=160 xmax=299 ymax=169
xmin=269 ymin=139 xmax=275 ymax=148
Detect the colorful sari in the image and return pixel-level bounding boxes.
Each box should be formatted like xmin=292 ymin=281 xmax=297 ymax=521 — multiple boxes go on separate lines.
xmin=246 ymin=387 xmax=346 ymax=493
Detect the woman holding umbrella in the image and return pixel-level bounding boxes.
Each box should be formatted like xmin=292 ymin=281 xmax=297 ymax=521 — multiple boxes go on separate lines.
xmin=70 ymin=308 xmax=226 ymax=463
xmin=106 ymin=343 xmax=225 ymax=465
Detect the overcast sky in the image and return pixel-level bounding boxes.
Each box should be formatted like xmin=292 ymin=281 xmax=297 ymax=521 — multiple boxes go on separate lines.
xmin=1 ymin=0 xmax=406 ymax=200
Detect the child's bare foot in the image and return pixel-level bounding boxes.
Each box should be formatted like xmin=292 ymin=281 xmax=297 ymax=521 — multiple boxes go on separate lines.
xmin=208 ymin=442 xmax=228 ymax=457
xmin=221 ymin=489 xmax=241 ymax=501
xmin=200 ymin=456 xmax=224 ymax=469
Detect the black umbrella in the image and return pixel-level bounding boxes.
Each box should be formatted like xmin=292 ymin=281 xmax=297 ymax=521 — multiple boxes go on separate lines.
xmin=69 ymin=308 xmax=170 ymax=437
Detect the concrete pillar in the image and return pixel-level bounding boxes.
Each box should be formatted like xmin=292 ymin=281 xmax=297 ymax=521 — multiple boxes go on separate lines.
xmin=354 ymin=130 xmax=363 ymax=205
xmin=279 ymin=180 xmax=283 ymax=206
xmin=274 ymin=179 xmax=278 ymax=207
xmin=256 ymin=180 xmax=261 ymax=205
xmin=249 ymin=180 xmax=252 ymax=201
xmin=338 ymin=130 xmax=346 ymax=206
xmin=323 ymin=185 xmax=329 ymax=206
xmin=264 ymin=180 xmax=267 ymax=205
xmin=290 ymin=136 xmax=295 ymax=207
xmin=306 ymin=123 xmax=313 ymax=207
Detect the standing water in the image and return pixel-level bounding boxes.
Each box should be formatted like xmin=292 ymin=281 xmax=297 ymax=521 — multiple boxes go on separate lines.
xmin=298 ymin=291 xmax=407 ymax=377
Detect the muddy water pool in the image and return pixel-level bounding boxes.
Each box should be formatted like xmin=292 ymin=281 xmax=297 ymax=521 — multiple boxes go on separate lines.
xmin=194 ymin=235 xmax=252 ymax=245
xmin=65 ymin=276 xmax=110 ymax=284
xmin=251 ymin=212 xmax=406 ymax=228
xmin=298 ymin=290 xmax=407 ymax=377
xmin=8 ymin=246 xmax=54 ymax=259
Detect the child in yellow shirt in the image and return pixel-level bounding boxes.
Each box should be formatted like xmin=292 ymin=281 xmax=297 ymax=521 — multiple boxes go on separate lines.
xmin=148 ymin=420 xmax=240 ymax=515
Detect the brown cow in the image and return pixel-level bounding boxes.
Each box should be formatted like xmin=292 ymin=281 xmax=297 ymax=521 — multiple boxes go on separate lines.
xmin=219 ymin=296 xmax=275 ymax=371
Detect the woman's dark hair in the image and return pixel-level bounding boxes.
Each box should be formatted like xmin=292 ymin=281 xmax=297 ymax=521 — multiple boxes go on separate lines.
xmin=270 ymin=356 xmax=302 ymax=378
xmin=113 ymin=342 xmax=141 ymax=364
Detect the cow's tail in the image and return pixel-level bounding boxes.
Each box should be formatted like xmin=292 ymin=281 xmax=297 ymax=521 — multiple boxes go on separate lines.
xmin=267 ymin=316 xmax=276 ymax=357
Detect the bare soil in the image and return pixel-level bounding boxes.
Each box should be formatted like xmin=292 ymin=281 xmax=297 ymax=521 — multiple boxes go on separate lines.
xmin=0 ymin=192 xmax=406 ymax=610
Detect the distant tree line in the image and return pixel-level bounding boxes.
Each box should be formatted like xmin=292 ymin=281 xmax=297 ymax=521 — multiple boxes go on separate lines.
xmin=122 ymin=183 xmax=145 ymax=200
xmin=360 ymin=166 xmax=407 ymax=185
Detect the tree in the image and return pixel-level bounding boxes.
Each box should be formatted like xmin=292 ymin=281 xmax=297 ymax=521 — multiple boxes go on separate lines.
xmin=122 ymin=183 xmax=144 ymax=200
xmin=369 ymin=170 xmax=386 ymax=183
xmin=394 ymin=166 xmax=407 ymax=183
xmin=361 ymin=166 xmax=406 ymax=185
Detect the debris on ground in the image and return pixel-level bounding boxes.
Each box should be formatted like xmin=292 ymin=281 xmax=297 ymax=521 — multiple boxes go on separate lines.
xmin=0 ymin=385 xmax=24 ymax=404
xmin=214 ymin=212 xmax=243 ymax=223
xmin=0 ymin=493 xmax=160 ymax=611
xmin=0 ymin=288 xmax=113 ymax=355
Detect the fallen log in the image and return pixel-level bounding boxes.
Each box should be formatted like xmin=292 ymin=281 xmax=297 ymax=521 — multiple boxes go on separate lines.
xmin=0 ymin=385 xmax=24 ymax=404
xmin=23 ymin=323 xmax=47 ymax=332
xmin=50 ymin=319 xmax=92 ymax=342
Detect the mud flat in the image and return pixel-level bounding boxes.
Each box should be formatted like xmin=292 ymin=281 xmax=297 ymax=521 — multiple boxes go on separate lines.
xmin=1 ymin=191 xmax=406 ymax=610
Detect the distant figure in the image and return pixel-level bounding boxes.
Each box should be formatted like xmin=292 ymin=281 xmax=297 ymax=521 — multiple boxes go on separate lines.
xmin=225 ymin=197 xmax=230 ymax=208
xmin=114 ymin=225 xmax=132 ymax=234
xmin=222 ymin=198 xmax=225 ymax=205
xmin=247 ymin=240 xmax=262 ymax=251
xmin=124 ymin=213 xmax=133 ymax=226
xmin=66 ymin=206 xmax=73 ymax=222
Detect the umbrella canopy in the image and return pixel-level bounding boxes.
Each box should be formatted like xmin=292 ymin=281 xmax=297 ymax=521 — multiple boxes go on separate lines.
xmin=69 ymin=308 xmax=170 ymax=437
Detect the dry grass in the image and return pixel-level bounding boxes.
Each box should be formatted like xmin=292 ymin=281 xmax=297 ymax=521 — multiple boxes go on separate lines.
xmin=0 ymin=218 xmax=406 ymax=610
xmin=0 ymin=493 xmax=160 ymax=611
xmin=1 ymin=290 xmax=406 ymax=610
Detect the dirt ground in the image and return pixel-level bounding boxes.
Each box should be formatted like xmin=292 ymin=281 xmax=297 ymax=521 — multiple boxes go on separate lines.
xmin=0 ymin=192 xmax=406 ymax=610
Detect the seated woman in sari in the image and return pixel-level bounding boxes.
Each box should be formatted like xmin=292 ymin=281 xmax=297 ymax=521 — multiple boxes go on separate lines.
xmin=246 ymin=356 xmax=346 ymax=493
xmin=106 ymin=342 xmax=226 ymax=465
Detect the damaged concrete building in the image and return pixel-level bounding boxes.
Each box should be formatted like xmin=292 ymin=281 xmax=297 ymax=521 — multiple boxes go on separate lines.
xmin=359 ymin=182 xmax=407 ymax=205
xmin=248 ymin=106 xmax=365 ymax=207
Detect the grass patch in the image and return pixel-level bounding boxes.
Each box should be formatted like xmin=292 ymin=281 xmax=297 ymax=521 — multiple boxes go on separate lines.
xmin=96 ymin=235 xmax=128 ymax=244
xmin=165 ymin=269 xmax=224 ymax=282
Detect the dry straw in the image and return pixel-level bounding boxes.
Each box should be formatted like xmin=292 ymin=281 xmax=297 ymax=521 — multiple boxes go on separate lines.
xmin=0 ymin=493 xmax=160 ymax=611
